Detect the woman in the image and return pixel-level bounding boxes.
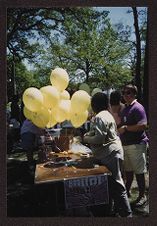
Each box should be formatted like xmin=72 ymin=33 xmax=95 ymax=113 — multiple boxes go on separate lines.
xmin=109 ymin=90 xmax=125 ymax=127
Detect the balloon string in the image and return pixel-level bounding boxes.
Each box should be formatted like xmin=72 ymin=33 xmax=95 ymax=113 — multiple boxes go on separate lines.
xmin=45 ymin=126 xmax=61 ymax=153
xmin=50 ymin=108 xmax=52 ymax=128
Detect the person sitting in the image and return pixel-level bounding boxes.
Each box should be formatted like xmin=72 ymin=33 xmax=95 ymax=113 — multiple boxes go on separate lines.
xmin=10 ymin=95 xmax=21 ymax=146
xmin=20 ymin=119 xmax=45 ymax=170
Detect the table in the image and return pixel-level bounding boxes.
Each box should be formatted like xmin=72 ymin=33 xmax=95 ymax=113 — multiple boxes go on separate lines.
xmin=35 ymin=153 xmax=110 ymax=184
xmin=34 ymin=152 xmax=111 ymax=212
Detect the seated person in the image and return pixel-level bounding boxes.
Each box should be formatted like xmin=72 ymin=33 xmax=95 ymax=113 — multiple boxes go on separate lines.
xmin=20 ymin=119 xmax=45 ymax=169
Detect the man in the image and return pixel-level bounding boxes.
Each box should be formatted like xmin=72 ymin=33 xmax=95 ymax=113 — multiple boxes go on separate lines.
xmin=118 ymin=84 xmax=148 ymax=207
xmin=83 ymin=92 xmax=132 ymax=217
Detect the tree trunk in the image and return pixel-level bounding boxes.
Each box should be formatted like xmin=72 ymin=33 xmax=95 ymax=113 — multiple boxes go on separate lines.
xmin=132 ymin=7 xmax=142 ymax=102
xmin=143 ymin=21 xmax=149 ymax=120
xmin=85 ymin=59 xmax=90 ymax=82
xmin=12 ymin=55 xmax=16 ymax=95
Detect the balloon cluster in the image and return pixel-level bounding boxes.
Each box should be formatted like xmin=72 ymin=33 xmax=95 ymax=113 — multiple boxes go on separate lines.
xmin=22 ymin=68 xmax=91 ymax=128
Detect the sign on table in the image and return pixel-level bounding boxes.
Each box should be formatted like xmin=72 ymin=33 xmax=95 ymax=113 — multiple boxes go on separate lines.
xmin=64 ymin=174 xmax=109 ymax=209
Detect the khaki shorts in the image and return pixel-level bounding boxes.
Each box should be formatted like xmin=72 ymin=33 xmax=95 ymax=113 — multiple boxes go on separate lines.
xmin=123 ymin=144 xmax=147 ymax=174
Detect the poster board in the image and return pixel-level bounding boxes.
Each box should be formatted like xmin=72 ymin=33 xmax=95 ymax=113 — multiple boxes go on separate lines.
xmin=64 ymin=174 xmax=109 ymax=209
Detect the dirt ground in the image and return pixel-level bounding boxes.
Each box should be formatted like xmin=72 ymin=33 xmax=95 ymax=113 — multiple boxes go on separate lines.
xmin=7 ymin=144 xmax=149 ymax=217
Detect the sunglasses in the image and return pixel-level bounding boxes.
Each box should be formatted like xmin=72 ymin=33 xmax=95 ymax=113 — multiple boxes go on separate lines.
xmin=122 ymin=90 xmax=132 ymax=95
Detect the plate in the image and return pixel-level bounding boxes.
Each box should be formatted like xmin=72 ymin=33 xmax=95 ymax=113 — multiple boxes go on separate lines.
xmin=43 ymin=161 xmax=65 ymax=168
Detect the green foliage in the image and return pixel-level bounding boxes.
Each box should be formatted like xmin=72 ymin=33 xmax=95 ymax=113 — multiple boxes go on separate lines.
xmin=7 ymin=7 xmax=147 ymax=99
xmin=7 ymin=56 xmax=39 ymax=97
xmin=51 ymin=8 xmax=132 ymax=89
xmin=7 ymin=8 xmax=66 ymax=61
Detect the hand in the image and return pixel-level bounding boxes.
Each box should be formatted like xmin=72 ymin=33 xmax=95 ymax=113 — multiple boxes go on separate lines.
xmin=83 ymin=135 xmax=89 ymax=144
xmin=45 ymin=135 xmax=53 ymax=142
xmin=84 ymin=132 xmax=90 ymax=136
xmin=118 ymin=125 xmax=127 ymax=134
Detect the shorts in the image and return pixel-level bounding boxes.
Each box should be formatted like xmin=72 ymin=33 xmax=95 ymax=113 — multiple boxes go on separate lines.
xmin=21 ymin=132 xmax=36 ymax=150
xmin=123 ymin=144 xmax=147 ymax=174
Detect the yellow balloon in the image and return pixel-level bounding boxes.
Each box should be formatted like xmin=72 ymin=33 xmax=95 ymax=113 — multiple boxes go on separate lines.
xmin=70 ymin=110 xmax=88 ymax=128
xmin=46 ymin=110 xmax=57 ymax=128
xmin=53 ymin=100 xmax=71 ymax=123
xmin=23 ymin=106 xmax=34 ymax=120
xmin=88 ymin=102 xmax=92 ymax=112
xmin=40 ymin=85 xmax=60 ymax=109
xmin=60 ymin=90 xmax=70 ymax=100
xmin=91 ymin=88 xmax=102 ymax=96
xmin=50 ymin=67 xmax=69 ymax=92
xmin=31 ymin=107 xmax=50 ymax=128
xmin=23 ymin=87 xmax=43 ymax=112
xmin=79 ymin=83 xmax=90 ymax=95
xmin=63 ymin=100 xmax=71 ymax=120
xmin=71 ymin=90 xmax=91 ymax=112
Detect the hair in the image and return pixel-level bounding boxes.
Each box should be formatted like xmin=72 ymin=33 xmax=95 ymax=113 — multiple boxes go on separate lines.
xmin=91 ymin=92 xmax=109 ymax=113
xmin=110 ymin=90 xmax=122 ymax=106
xmin=123 ymin=84 xmax=138 ymax=95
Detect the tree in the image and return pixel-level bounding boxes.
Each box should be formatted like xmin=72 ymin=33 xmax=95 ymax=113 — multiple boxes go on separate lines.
xmin=116 ymin=8 xmax=147 ymax=102
xmin=143 ymin=22 xmax=149 ymax=118
xmin=7 ymin=8 xmax=69 ymax=61
xmin=7 ymin=7 xmax=138 ymax=96
xmin=132 ymin=7 xmax=142 ymax=101
xmin=7 ymin=55 xmax=39 ymax=100
xmin=36 ymin=8 xmax=132 ymax=90
xmin=7 ymin=8 xmax=74 ymax=97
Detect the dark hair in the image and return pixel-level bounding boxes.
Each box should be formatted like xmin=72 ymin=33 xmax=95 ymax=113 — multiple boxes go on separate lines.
xmin=110 ymin=90 xmax=122 ymax=106
xmin=91 ymin=92 xmax=109 ymax=113
xmin=123 ymin=84 xmax=138 ymax=95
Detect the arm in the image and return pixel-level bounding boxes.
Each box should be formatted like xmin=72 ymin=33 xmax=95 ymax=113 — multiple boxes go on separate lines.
xmin=118 ymin=105 xmax=148 ymax=134
xmin=118 ymin=123 xmax=147 ymax=134
xmin=83 ymin=117 xmax=107 ymax=144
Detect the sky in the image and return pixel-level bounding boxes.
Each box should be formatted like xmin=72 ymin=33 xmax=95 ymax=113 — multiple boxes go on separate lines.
xmin=103 ymin=7 xmax=133 ymax=26
xmin=98 ymin=7 xmax=147 ymax=27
